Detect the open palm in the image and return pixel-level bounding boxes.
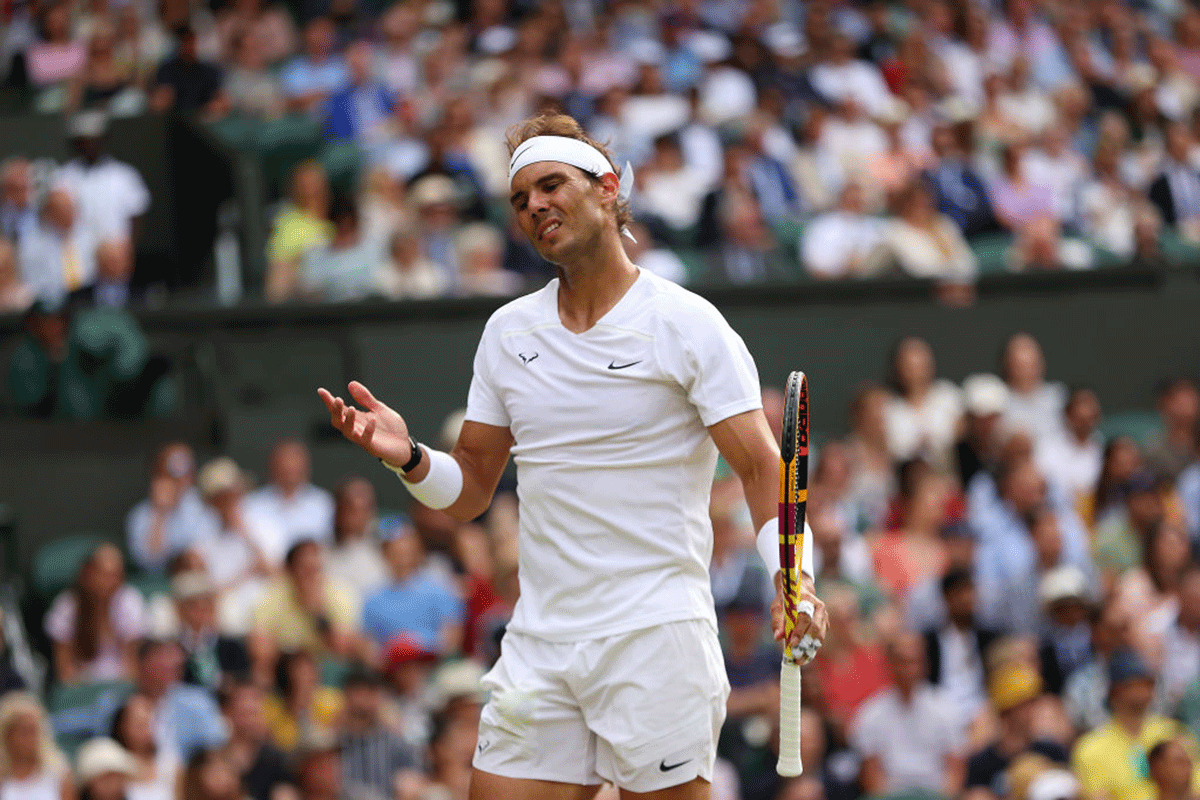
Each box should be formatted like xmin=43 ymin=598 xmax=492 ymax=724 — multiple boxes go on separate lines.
xmin=317 ymin=381 xmax=411 ymax=466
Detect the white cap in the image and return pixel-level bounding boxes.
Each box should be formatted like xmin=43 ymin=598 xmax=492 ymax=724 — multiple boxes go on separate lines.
xmin=76 ymin=738 xmax=138 ymax=784
xmin=170 ymin=569 xmax=215 ymax=600
xmin=427 ymin=659 xmax=487 ymax=710
xmin=1039 ymin=565 xmax=1088 ymax=607
xmin=962 ymin=373 xmax=1009 ymax=416
xmin=1027 ymin=769 xmax=1081 ymax=800
xmin=196 ymin=457 xmax=244 ymax=497
xmin=763 ymin=23 xmax=805 ymax=58
xmin=68 ymin=110 xmax=107 ymax=138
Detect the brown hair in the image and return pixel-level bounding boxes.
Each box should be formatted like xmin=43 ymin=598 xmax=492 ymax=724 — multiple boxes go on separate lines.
xmin=505 ymin=112 xmax=632 ymax=233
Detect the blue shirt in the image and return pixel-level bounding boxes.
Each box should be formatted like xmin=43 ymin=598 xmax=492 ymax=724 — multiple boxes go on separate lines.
xmin=126 ymin=488 xmax=218 ymax=573
xmin=280 ymin=56 xmax=349 ymax=101
xmin=361 ymin=573 xmax=464 ymax=651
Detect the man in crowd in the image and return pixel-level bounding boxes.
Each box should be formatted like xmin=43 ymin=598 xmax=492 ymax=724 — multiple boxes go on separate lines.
xmin=244 ymin=438 xmax=335 ymax=546
xmin=851 ymin=631 xmax=965 ymax=798
xmin=1145 ymin=378 xmax=1200 ymax=482
xmin=323 ymin=478 xmax=390 ymax=602
xmin=219 ymin=676 xmax=289 ymax=800
xmin=1 ymin=156 xmax=35 ymax=243
xmin=126 ymin=442 xmax=215 ymax=573
xmin=55 ymin=111 xmax=149 ymax=245
xmin=18 ymin=186 xmax=93 ymax=302
xmin=923 ymin=568 xmax=996 ymax=732
xmin=338 ymin=666 xmax=420 ymax=798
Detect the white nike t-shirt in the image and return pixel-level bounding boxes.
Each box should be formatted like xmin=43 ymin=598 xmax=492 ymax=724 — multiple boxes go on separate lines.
xmin=465 ymin=269 xmax=763 ymax=641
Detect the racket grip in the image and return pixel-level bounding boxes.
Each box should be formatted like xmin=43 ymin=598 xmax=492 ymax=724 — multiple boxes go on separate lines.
xmin=776 ymin=659 xmax=803 ymax=777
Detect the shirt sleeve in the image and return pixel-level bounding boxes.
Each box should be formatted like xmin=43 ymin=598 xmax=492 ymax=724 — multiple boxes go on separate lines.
xmin=44 ymin=593 xmax=76 ymax=643
xmin=849 ymin=700 xmax=883 ymax=757
xmin=111 ymin=586 xmax=148 ymax=641
xmin=660 ymin=297 xmax=762 ymax=427
xmin=464 ymin=320 xmax=510 ymax=428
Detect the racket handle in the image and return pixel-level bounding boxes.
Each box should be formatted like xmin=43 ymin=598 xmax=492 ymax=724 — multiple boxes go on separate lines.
xmin=777 ymin=659 xmax=803 ymax=777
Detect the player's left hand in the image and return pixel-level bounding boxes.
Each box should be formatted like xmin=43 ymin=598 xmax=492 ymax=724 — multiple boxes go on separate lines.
xmin=771 ymin=572 xmax=828 ymax=665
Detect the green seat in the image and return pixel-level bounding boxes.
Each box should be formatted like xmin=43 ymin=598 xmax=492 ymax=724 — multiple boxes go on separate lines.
xmin=969 ymin=232 xmax=1013 ymax=275
xmin=48 ymin=680 xmax=131 ymax=716
xmin=126 ymin=572 xmax=171 ymax=601
xmin=1098 ymin=411 xmax=1163 ymax=445
xmin=320 ymin=657 xmax=353 ymax=688
xmin=32 ymin=533 xmax=109 ymax=600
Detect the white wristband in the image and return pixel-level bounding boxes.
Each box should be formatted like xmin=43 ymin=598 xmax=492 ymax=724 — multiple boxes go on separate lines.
xmin=396 ymin=448 xmax=463 ymax=510
xmin=758 ymin=517 xmax=815 ymax=580
xmin=756 ymin=518 xmax=781 ymax=576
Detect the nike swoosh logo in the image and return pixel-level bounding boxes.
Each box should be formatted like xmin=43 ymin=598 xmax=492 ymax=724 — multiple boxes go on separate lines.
xmin=659 ymin=759 xmax=690 ymax=772
xmin=608 ymin=360 xmax=642 ymax=370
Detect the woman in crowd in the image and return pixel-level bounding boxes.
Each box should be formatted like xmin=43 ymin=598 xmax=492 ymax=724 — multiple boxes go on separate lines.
xmin=872 ymin=469 xmax=953 ymax=600
xmin=1085 ymin=436 xmax=1145 ymax=531
xmin=180 ymin=750 xmax=246 ymax=800
xmin=75 ymin=739 xmax=136 ymax=800
xmin=265 ymin=161 xmax=333 ymax=303
xmin=44 ymin=543 xmax=147 ymax=685
xmin=1116 ymin=521 xmax=1192 ymax=667
xmin=109 ymin=697 xmax=178 ymax=800
xmin=261 ymin=651 xmax=342 ymax=752
xmin=1000 ymin=332 xmax=1067 ymax=446
xmin=870 ymin=180 xmax=978 ymax=282
xmin=882 ymin=336 xmax=964 ymax=474
xmin=0 ymin=693 xmax=73 ymax=800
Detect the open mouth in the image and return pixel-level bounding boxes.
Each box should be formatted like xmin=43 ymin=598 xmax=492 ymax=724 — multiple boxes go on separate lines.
xmin=538 ymin=219 xmax=562 ymax=240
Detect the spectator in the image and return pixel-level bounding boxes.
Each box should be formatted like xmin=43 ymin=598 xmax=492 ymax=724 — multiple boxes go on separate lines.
xmin=280 ymin=17 xmax=348 ymax=115
xmin=178 ymin=749 xmax=243 ymax=800
xmin=1182 ymin=442 xmax=1200 ymax=543
xmin=1149 ymin=122 xmax=1200 ymax=244
xmin=993 ymin=142 xmax=1060 ymax=235
xmin=1149 ymin=740 xmax=1196 ymax=800
xmin=288 ymin=728 xmax=378 ymax=800
xmin=923 ymin=569 xmax=996 ymax=731
xmin=810 ymin=32 xmax=894 ymax=118
xmin=1001 ymin=333 xmax=1067 ymax=446
xmin=216 ymin=677 xmax=288 ymax=800
xmin=109 ymin=695 xmax=180 ymax=800
xmin=638 ymin=131 xmax=711 ymax=243
xmin=1064 ymin=598 xmax=1134 ymax=734
xmin=0 ymin=236 xmax=34 ymax=312
xmin=1145 ymin=378 xmax=1200 ymax=483
xmin=266 ymin=161 xmax=332 ymax=303
xmin=1037 ymin=388 xmax=1104 ymax=506
xmin=956 ymin=373 xmax=1010 ymax=489
xmin=0 ymin=609 xmax=28 ymax=695
xmin=1078 ymin=143 xmax=1144 ymax=259
xmin=1094 ymin=471 xmax=1166 ymax=581
xmin=924 ymin=122 xmax=998 ymax=238
xmin=844 ymin=383 xmax=896 ymax=531
xmin=244 ymin=439 xmax=334 ymax=547
xmin=299 ymin=195 xmax=382 ymax=303
xmin=454 ymin=222 xmax=519 ymax=297
xmin=1 ymin=157 xmax=36 ymax=244
xmin=169 ymin=570 xmax=249 ymax=691
xmin=1089 ymin=437 xmax=1147 ymax=531
xmin=0 ymin=693 xmax=72 ymax=800
xmin=379 ymin=635 xmax=437 ymax=753
xmin=323 ymin=480 xmax=389 ymax=603
xmin=361 ymin=514 xmax=464 ymax=657
xmin=1157 ymin=566 xmax=1200 ymax=711
xmin=1023 ymin=124 xmax=1089 ymax=222
xmin=194 ymin=457 xmax=287 ymax=637
xmin=126 ymin=442 xmax=215 ymax=574
xmin=66 ymin=22 xmax=140 ymax=115
xmin=419 ymin=712 xmax=475 ymax=800
xmin=248 ymin=540 xmax=360 ymax=678
xmin=965 ymin=663 xmax=1069 ymax=795
xmin=222 ymin=31 xmax=284 ymax=119
xmin=262 ymin=651 xmax=342 ymax=753
xmin=323 ymin=40 xmax=393 ymax=144
xmin=44 ymin=542 xmax=146 ymax=685
xmin=68 ymin=239 xmax=140 ymax=309
xmin=811 ymin=586 xmax=890 ymax=735
xmin=407 ymin=174 xmax=463 ymax=293
xmin=149 ymin=26 xmax=224 ymax=114
xmin=882 ymin=336 xmax=963 ymax=473
xmin=374 ymin=225 xmax=448 ymax=301
xmin=1039 ymin=565 xmax=1097 ymax=694
xmin=1073 ymin=649 xmax=1200 ymax=800
xmin=872 ymin=180 xmax=978 ymax=282
xmin=800 ymin=182 xmax=884 ymax=280
xmin=74 ymin=738 xmax=137 ymax=800
xmin=712 ymin=190 xmax=788 ymax=284
xmin=18 ymin=188 xmax=94 ymax=303
xmin=874 ymin=470 xmax=954 ymax=600
xmin=55 ymin=111 xmax=149 ymax=246
xmin=850 ymin=631 xmax=965 ymax=797
xmin=26 ymin=2 xmax=86 ymax=89
xmin=337 ymin=667 xmax=419 ymax=799
xmin=1116 ymin=521 xmax=1191 ymax=667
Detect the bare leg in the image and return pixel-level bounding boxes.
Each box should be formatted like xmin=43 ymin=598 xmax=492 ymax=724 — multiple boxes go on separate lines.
xmin=469 ymin=769 xmax=604 ymax=800
xmin=619 ymin=777 xmax=710 ymax=800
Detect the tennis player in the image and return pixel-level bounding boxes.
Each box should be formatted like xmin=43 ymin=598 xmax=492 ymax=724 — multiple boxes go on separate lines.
xmin=318 ymin=112 xmax=828 ymax=800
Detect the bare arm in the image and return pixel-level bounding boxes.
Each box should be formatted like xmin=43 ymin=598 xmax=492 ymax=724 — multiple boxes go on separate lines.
xmin=860 ymin=755 xmax=888 ymax=795
xmin=943 ymin=752 xmax=966 ymax=799
xmin=318 ymin=382 xmax=513 ymax=521
xmin=53 ymin=641 xmax=77 ymax=685
xmin=709 ymin=409 xmax=829 ymax=655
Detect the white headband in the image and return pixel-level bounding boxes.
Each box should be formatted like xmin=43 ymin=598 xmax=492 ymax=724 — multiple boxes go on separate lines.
xmin=508 ymin=135 xmax=636 ymax=240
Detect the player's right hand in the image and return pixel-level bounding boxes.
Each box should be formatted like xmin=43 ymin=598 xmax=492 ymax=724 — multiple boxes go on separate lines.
xmin=317 ymin=381 xmax=411 ymax=466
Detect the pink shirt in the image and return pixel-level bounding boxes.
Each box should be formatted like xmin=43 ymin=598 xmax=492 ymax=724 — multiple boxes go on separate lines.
xmin=27 ymin=41 xmax=86 ymax=85
xmin=44 ymin=585 xmax=147 ymax=682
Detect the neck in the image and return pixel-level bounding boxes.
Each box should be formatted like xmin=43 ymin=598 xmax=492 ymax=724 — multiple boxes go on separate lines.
xmin=896 ymin=683 xmax=917 ymax=703
xmin=1113 ymin=708 xmax=1144 ymax=736
xmin=9 ymin=759 xmax=38 ymax=779
xmin=555 ymin=233 xmax=638 ymax=333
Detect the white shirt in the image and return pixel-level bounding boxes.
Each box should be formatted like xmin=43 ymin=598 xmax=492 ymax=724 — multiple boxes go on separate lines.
xmin=884 ymin=380 xmax=965 ymax=471
xmin=801 ymin=211 xmax=884 ymax=278
xmin=324 ymin=535 xmax=391 ymax=602
xmin=938 ymin=625 xmax=986 ymax=733
xmin=55 ymin=156 xmax=150 ymax=240
xmin=197 ymin=502 xmax=288 ymax=635
xmin=1037 ymin=431 xmax=1103 ymax=502
xmin=851 ymin=684 xmax=962 ymax=794
xmin=243 ymin=483 xmax=335 ymax=546
xmin=0 ymin=771 xmax=64 ymax=800
xmin=1160 ymin=619 xmax=1200 ymax=709
xmin=809 ymin=60 xmax=894 ymax=117
xmin=1003 ymin=383 xmax=1067 ymax=444
xmin=464 ymin=269 xmax=766 ymax=641
xmin=18 ymin=221 xmax=96 ymax=302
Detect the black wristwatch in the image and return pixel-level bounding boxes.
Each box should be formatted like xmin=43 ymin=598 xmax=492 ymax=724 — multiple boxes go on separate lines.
xmin=399 ymin=437 xmax=424 ymax=473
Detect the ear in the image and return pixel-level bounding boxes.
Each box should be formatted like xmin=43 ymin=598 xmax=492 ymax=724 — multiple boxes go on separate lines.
xmin=597 ymin=171 xmax=621 ymax=208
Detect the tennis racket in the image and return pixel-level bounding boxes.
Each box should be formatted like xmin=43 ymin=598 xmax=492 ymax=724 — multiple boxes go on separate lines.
xmin=776 ymin=370 xmax=809 ymax=778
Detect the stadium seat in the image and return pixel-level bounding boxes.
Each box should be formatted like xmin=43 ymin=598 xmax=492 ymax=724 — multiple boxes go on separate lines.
xmin=1097 ymin=411 xmax=1163 ymax=445
xmin=48 ymin=680 xmax=131 ymax=759
xmin=126 ymin=572 xmax=170 ymax=602
xmin=31 ymin=533 xmax=110 ymax=600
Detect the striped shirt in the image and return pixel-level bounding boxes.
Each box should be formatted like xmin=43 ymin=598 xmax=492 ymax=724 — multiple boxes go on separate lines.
xmin=340 ymin=729 xmax=418 ymax=797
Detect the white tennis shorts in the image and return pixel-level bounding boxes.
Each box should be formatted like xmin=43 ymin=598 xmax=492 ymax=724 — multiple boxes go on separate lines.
xmin=472 ymin=618 xmax=730 ymax=793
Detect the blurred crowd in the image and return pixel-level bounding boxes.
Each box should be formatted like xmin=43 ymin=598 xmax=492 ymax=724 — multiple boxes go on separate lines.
xmin=7 ymin=0 xmax=1200 ymax=307
xmin=2 ymin=330 xmax=1200 ymax=800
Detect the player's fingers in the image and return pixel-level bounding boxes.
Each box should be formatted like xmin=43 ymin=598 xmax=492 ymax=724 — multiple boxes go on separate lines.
xmin=348 ymin=380 xmax=382 ymax=411
xmin=317 ymin=387 xmax=336 ymax=410
xmin=344 ymin=407 xmax=360 ymax=439
xmin=360 ymin=416 xmax=376 ymax=447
